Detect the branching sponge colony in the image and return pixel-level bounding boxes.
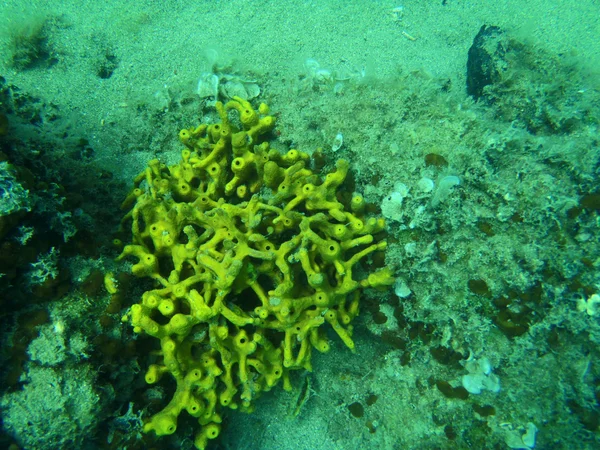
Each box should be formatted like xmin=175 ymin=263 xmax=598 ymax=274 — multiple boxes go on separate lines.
xmin=117 ymin=97 xmax=395 ymax=449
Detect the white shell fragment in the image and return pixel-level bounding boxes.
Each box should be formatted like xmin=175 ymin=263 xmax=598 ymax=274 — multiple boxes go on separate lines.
xmin=304 ymin=58 xmax=320 ymax=74
xmin=198 ymin=73 xmax=261 ymax=101
xmin=243 ymin=82 xmax=261 ymax=99
xmin=461 ymin=357 xmax=500 ymax=394
xmin=503 ymin=422 xmax=538 ymax=449
xmin=220 ymin=79 xmax=261 ymax=100
xmin=431 ymin=175 xmax=460 ymax=207
xmin=197 ymin=72 xmax=219 ymax=99
xmin=394 ymin=278 xmax=411 ymax=298
xmin=332 ymin=132 xmax=344 ymax=152
xmin=417 ymin=177 xmax=435 ymax=193
xmin=522 ymin=423 xmax=538 ymax=449
xmin=220 ymin=80 xmax=247 ymax=99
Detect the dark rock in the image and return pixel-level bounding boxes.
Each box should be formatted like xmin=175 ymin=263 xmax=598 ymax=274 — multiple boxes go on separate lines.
xmin=466 ymin=25 xmax=506 ymax=100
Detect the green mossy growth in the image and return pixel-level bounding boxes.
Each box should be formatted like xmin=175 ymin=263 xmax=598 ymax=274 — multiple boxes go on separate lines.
xmin=468 ymin=279 xmax=491 ymax=298
xmin=424 ymin=153 xmax=448 ymax=167
xmin=365 ymin=394 xmax=378 ymax=406
xmin=429 ymin=345 xmax=465 ymax=368
xmin=444 ymin=424 xmax=457 ymax=440
xmin=347 ymin=402 xmax=365 ymax=418
xmin=473 ymin=404 xmax=496 ymax=417
xmin=5 ymin=16 xmax=58 ymax=70
xmin=580 ymin=193 xmax=600 ymax=211
xmin=436 ymin=380 xmax=469 ymax=400
xmin=96 ymin=48 xmax=119 ymax=79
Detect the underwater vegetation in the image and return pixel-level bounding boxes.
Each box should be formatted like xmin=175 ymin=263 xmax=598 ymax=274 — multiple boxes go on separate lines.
xmin=0 ymin=12 xmax=599 ymax=450
xmin=3 ymin=15 xmax=62 ymax=70
xmin=115 ymin=97 xmax=394 ymax=448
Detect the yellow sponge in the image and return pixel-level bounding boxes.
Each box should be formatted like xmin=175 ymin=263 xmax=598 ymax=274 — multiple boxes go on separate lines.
xmin=117 ymin=98 xmax=393 ymax=449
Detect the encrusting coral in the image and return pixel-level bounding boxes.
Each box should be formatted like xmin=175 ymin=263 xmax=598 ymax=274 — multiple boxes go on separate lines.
xmin=117 ymin=97 xmax=394 ymax=449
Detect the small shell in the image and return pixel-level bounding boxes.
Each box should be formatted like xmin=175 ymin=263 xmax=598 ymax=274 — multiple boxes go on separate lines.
xmin=242 ymin=81 xmax=261 ymax=99
xmin=417 ymin=177 xmax=434 ymax=193
xmin=197 ymin=72 xmax=219 ymax=98
xmin=393 ymin=182 xmax=409 ymax=198
xmin=314 ymin=68 xmax=332 ymax=83
xmin=220 ymin=80 xmax=247 ymax=99
xmin=220 ymin=80 xmax=261 ymax=100
xmin=331 ymin=132 xmax=344 ymax=152
xmin=394 ymin=278 xmax=411 ymax=298
xmin=304 ymin=58 xmax=320 ymax=75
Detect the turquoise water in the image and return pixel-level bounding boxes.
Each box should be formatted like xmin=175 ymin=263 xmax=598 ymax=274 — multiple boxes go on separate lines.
xmin=0 ymin=1 xmax=599 ymax=449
